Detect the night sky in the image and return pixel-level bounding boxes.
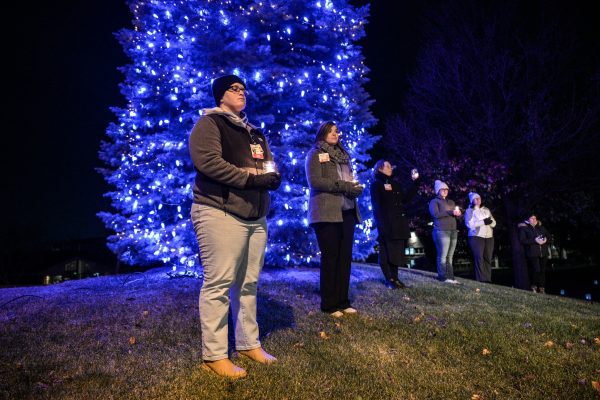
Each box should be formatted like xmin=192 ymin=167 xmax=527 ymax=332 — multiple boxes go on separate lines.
xmin=6 ymin=0 xmax=597 ymax=245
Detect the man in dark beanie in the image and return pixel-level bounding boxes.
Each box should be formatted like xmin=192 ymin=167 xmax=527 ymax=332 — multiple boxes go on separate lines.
xmin=211 ymin=74 xmax=246 ymax=106
xmin=189 ymin=74 xmax=280 ymax=378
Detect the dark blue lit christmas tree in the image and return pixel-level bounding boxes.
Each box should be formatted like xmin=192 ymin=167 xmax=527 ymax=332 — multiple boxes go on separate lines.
xmin=99 ymin=0 xmax=379 ymax=273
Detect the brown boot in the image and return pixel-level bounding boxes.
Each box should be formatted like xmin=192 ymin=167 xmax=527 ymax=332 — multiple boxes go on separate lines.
xmin=538 ymin=287 xmax=545 ymax=294
xmin=201 ymin=359 xmax=247 ymax=379
xmin=238 ymin=347 xmax=278 ymax=365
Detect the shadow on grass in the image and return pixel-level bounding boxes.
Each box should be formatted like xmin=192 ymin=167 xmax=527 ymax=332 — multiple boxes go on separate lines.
xmin=257 ymin=292 xmax=296 ymax=338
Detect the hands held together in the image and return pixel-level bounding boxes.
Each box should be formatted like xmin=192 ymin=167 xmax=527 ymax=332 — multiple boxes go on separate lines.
xmin=341 ymin=181 xmax=364 ymax=199
xmin=246 ymin=172 xmax=282 ymax=191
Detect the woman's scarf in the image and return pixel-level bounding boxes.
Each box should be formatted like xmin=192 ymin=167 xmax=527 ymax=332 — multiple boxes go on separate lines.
xmin=316 ymin=141 xmax=350 ymax=164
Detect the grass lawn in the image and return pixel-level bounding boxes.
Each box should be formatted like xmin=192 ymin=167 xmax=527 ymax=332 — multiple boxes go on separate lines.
xmin=0 ymin=264 xmax=598 ymax=399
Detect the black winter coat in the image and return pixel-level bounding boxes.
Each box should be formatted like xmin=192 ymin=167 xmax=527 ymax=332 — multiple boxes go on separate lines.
xmin=370 ymin=172 xmax=418 ymax=240
xmin=518 ymin=221 xmax=552 ymax=258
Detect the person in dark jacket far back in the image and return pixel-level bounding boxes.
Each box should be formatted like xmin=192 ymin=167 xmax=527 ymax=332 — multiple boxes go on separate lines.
xmin=305 ymin=121 xmax=363 ymax=318
xmin=370 ymin=160 xmax=420 ymax=289
xmin=429 ymin=180 xmax=462 ymax=283
xmin=518 ymin=213 xmax=552 ymax=294
xmin=189 ymin=74 xmax=281 ymax=379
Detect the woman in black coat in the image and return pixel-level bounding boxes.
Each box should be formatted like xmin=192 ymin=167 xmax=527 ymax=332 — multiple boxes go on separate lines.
xmin=370 ymin=160 xmax=419 ymax=288
xmin=518 ymin=213 xmax=552 ymax=294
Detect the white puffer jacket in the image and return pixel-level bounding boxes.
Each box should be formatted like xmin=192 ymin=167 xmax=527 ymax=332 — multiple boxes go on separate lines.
xmin=465 ymin=206 xmax=496 ymax=238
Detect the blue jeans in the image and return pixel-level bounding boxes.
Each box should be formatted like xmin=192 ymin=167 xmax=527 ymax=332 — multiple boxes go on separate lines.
xmin=433 ymin=229 xmax=458 ymax=280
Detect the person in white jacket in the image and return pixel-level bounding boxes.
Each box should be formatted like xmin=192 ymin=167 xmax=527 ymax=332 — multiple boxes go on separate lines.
xmin=464 ymin=192 xmax=496 ymax=282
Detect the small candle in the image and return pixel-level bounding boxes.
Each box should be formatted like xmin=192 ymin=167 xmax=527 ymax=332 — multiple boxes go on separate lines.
xmin=263 ymin=161 xmax=277 ymax=173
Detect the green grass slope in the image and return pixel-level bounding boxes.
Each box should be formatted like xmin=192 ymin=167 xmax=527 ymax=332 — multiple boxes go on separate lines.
xmin=1 ymin=264 xmax=598 ymax=400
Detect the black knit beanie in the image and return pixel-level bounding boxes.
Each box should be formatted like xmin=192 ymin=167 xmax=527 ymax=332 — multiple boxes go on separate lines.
xmin=212 ymin=75 xmax=246 ymax=106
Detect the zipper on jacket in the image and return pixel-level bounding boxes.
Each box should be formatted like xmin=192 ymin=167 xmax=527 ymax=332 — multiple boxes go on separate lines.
xmin=247 ymin=128 xmax=262 ymax=218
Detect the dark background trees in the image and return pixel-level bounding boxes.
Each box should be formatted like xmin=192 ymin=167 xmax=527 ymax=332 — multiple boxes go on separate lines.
xmin=382 ymin=0 xmax=600 ymax=289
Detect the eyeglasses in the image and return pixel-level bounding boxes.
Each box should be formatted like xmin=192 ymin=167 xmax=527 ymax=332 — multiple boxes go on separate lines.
xmin=227 ymin=85 xmax=247 ymax=94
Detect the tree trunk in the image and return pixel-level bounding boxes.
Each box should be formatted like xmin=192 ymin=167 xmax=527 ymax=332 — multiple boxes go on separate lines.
xmin=504 ymin=197 xmax=529 ymax=290
xmin=509 ymin=225 xmax=529 ymax=290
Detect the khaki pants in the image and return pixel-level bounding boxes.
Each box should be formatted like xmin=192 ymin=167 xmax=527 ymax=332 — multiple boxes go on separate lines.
xmin=191 ymin=203 xmax=267 ymax=361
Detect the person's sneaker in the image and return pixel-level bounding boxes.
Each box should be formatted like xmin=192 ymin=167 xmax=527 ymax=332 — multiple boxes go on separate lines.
xmin=238 ymin=347 xmax=278 ymax=365
xmin=341 ymin=307 xmax=358 ymax=314
xmin=531 ymin=285 xmax=538 ymax=293
xmin=445 ymin=279 xmax=460 ymax=284
xmin=391 ymin=279 xmax=406 ymax=289
xmin=201 ymin=359 xmax=247 ymax=379
xmin=330 ymin=310 xmax=344 ymax=318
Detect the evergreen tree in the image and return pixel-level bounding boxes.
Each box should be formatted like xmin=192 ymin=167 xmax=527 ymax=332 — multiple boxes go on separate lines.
xmin=99 ymin=0 xmax=378 ymax=273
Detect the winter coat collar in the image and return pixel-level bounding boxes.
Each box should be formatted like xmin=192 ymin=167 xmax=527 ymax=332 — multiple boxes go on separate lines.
xmin=315 ymin=141 xmax=350 ymax=164
xmin=523 ymin=220 xmax=543 ymax=227
xmin=374 ymin=171 xmax=391 ymax=182
xmin=202 ymin=107 xmax=257 ymax=131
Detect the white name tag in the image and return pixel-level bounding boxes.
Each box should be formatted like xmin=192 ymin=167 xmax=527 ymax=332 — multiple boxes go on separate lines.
xmin=318 ymin=153 xmax=330 ymax=163
xmin=384 ymin=184 xmax=392 ymax=191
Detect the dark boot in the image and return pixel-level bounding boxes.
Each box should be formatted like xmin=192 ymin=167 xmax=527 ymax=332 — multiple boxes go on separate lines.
xmin=391 ymin=278 xmax=406 ymax=289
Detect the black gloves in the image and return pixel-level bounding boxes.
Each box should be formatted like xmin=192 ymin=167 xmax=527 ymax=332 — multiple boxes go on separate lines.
xmin=483 ymin=217 xmax=493 ymax=225
xmin=245 ymin=172 xmax=281 ymax=190
xmin=340 ymin=181 xmax=363 ymax=198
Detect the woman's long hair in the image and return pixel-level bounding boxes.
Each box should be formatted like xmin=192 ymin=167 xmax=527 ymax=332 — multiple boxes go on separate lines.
xmin=315 ymin=121 xmax=337 ymax=143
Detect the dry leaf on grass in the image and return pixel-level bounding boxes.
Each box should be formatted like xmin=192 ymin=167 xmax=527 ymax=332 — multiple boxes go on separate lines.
xmin=594 ymin=337 xmax=600 ymax=346
xmin=544 ymin=341 xmax=554 ymax=347
xmin=414 ymin=313 xmax=424 ymax=322
xmin=471 ymin=394 xmax=482 ymax=400
xmin=592 ymin=381 xmax=600 ymax=392
xmin=482 ymin=348 xmax=491 ymax=356
xmin=564 ymin=341 xmax=574 ymax=349
xmin=319 ymin=331 xmax=330 ymax=340
xmin=475 ymin=288 xmax=481 ymax=293
xmin=293 ymin=342 xmax=305 ymax=349
xmin=129 ymin=336 xmax=136 ymax=345
xmin=402 ymin=295 xmax=411 ymax=301
xmin=143 ymin=310 xmax=149 ymax=317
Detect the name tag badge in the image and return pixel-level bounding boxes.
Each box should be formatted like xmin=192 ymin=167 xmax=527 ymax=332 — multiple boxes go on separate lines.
xmin=318 ymin=153 xmax=330 ymax=163
xmin=250 ymin=144 xmax=264 ymax=159
xmin=384 ymin=183 xmax=392 ymax=191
